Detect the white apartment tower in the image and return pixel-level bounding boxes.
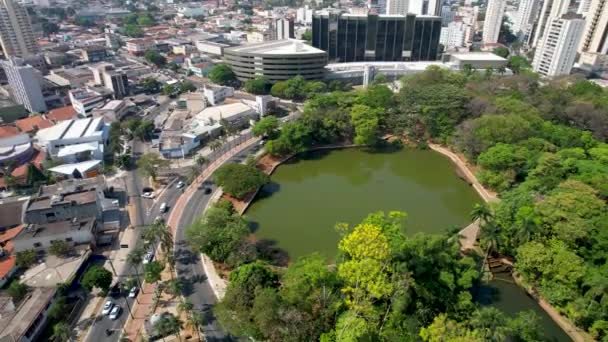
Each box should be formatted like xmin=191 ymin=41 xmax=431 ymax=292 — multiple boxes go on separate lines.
xmin=578 ymin=0 xmax=608 ymax=53
xmin=482 ymin=0 xmax=507 ymax=44
xmin=0 ymin=0 xmax=37 ymax=57
xmin=440 ymin=21 xmax=467 ymax=49
xmin=296 ymin=5 xmax=313 ymax=24
xmin=513 ymin=0 xmax=540 ymax=42
xmin=386 ymin=0 xmax=408 ymax=15
xmin=577 ymin=0 xmax=593 ymax=15
xmin=441 ymin=5 xmax=454 ymax=25
xmin=530 ymin=0 xmax=570 ymax=47
xmin=1 ymin=58 xmax=47 ymax=112
xmin=533 ymin=14 xmax=586 ymax=77
xmin=274 ymin=18 xmax=294 ymax=40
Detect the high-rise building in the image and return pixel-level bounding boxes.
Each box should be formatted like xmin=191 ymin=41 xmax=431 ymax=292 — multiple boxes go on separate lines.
xmin=369 ymin=0 xmax=387 ymax=14
xmin=296 ymin=5 xmax=313 ymax=24
xmin=91 ymin=63 xmax=129 ymax=99
xmin=441 ymin=5 xmax=454 ymax=25
xmin=532 ymin=14 xmax=585 ymax=77
xmin=386 ymin=0 xmax=408 ymax=15
xmin=440 ymin=21 xmax=467 ymax=49
xmin=530 ymin=0 xmax=570 ymax=47
xmin=0 ymin=0 xmax=38 ymax=57
xmin=578 ymin=0 xmax=608 ymax=53
xmin=513 ymin=0 xmax=540 ymax=43
xmin=1 ymin=58 xmax=47 ymax=112
xmin=427 ymin=0 xmax=441 ymax=16
xmin=577 ymin=0 xmax=593 ymax=15
xmin=482 ymin=0 xmax=506 ymax=44
xmin=273 ymin=18 xmax=295 ymax=40
xmin=312 ymin=12 xmax=442 ymax=62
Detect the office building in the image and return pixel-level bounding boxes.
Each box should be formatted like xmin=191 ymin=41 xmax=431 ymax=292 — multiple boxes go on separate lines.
xmin=297 ymin=5 xmax=314 ymax=24
xmin=532 ymin=14 xmax=585 ymax=77
xmin=0 ymin=58 xmax=46 ymax=113
xmin=440 ymin=21 xmax=467 ymax=49
xmin=35 ymin=116 xmax=107 ymax=161
xmin=273 ymin=18 xmax=294 ymax=40
xmin=0 ymin=0 xmax=37 ymax=57
xmin=530 ymin=0 xmax=570 ymax=47
xmin=312 ymin=12 xmax=442 ymax=62
xmin=91 ymin=63 xmax=129 ymax=99
xmin=482 ymin=0 xmax=506 ymax=44
xmin=386 ymin=0 xmax=408 ymax=15
xmin=441 ymin=5 xmax=454 ymax=25
xmin=578 ymin=0 xmax=608 ymax=53
xmin=513 ymin=0 xmax=540 ymax=42
xmin=369 ymin=0 xmax=387 ymax=14
xmin=224 ymin=39 xmax=327 ymax=82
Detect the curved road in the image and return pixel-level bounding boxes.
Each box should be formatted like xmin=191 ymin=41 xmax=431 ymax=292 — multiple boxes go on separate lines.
xmin=174 ymin=143 xmax=261 ymax=341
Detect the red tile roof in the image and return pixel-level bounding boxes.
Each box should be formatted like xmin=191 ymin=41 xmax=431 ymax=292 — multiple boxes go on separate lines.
xmin=15 ymin=116 xmax=53 ymax=133
xmin=0 ymin=126 xmax=19 ymax=138
xmin=46 ymin=106 xmax=77 ymax=122
xmin=0 ymin=253 xmax=16 ymax=279
xmin=0 ymin=226 xmax=24 ymax=244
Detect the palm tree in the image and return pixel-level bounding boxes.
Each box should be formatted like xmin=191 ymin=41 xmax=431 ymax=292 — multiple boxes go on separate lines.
xmin=470 ymin=203 xmax=492 ymax=225
xmin=194 ymin=155 xmax=207 ymax=168
xmin=154 ymin=313 xmax=184 ymax=342
xmin=178 ymin=299 xmax=203 ymax=341
xmin=51 ymin=321 xmax=71 ymax=342
xmin=468 ymin=307 xmax=509 ymax=342
xmin=127 ymin=248 xmax=145 ymax=292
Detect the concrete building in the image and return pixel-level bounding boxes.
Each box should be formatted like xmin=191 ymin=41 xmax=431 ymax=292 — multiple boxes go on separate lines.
xmin=0 ymin=133 xmax=32 ymax=166
xmin=482 ymin=0 xmax=506 ymax=44
xmin=386 ymin=0 xmax=408 ymax=15
xmin=297 ymin=5 xmax=313 ymax=24
xmin=369 ymin=0 xmax=387 ymax=14
xmin=224 ymin=39 xmax=327 ymax=82
xmin=12 ymin=218 xmax=97 ymax=252
xmin=45 ymin=67 xmax=94 ymax=88
xmin=82 ymin=45 xmax=107 ymax=62
xmin=91 ymin=63 xmax=129 ymax=99
xmin=578 ymin=0 xmax=593 ymax=15
xmin=440 ymin=21 xmax=467 ymax=50
xmin=35 ymin=116 xmax=107 ymax=161
xmin=92 ymin=99 xmax=131 ymax=122
xmin=533 ymin=14 xmax=586 ymax=77
xmin=203 ymin=85 xmax=234 ymax=106
xmin=513 ymin=0 xmax=540 ymax=43
xmin=273 ymin=18 xmax=295 ymax=40
xmin=0 ymin=0 xmax=37 ymax=57
xmin=312 ymin=12 xmax=442 ymax=62
xmin=578 ymin=51 xmax=608 ymax=73
xmin=68 ymin=88 xmax=108 ymax=116
xmin=177 ymin=5 xmax=208 ymax=18
xmin=0 ymin=58 xmax=46 ymax=113
xmin=126 ymin=38 xmax=157 ymax=56
xmin=0 ymin=288 xmax=57 ymax=342
xmin=530 ymin=0 xmax=570 ymax=48
xmin=441 ymin=5 xmax=454 ymax=25
xmin=578 ymin=0 xmax=608 ymax=54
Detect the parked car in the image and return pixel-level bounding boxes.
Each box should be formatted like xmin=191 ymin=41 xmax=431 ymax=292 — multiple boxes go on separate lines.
xmin=102 ymin=300 xmax=113 ymax=315
xmin=176 ymin=181 xmax=185 ymax=189
xmin=129 ymin=286 xmax=138 ymax=298
xmin=109 ymin=306 xmax=121 ymax=320
xmin=143 ymin=251 xmax=154 ymax=264
xmin=142 ymin=192 xmax=154 ymax=199
xmin=109 ymin=283 xmax=121 ymax=298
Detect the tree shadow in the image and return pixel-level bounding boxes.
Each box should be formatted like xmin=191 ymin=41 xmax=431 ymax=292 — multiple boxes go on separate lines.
xmin=255 ymin=239 xmax=289 ymax=267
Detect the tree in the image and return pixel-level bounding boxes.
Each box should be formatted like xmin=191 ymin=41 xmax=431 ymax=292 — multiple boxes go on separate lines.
xmin=74 ymin=17 xmax=95 ymax=27
xmin=137 ymin=153 xmax=170 ymax=181
xmin=301 ymin=29 xmax=312 ymax=42
xmin=144 ymin=261 xmax=164 ymax=283
xmin=244 ymin=77 xmax=270 ymax=95
xmin=142 ymin=77 xmax=161 ymax=93
xmin=81 ymin=265 xmax=113 ymax=293
xmin=26 ymin=164 xmax=46 ymax=187
xmin=7 ymin=281 xmax=28 ymax=302
xmin=15 ymin=249 xmax=37 ymax=269
xmin=208 ymin=64 xmax=236 ymax=85
xmin=507 ymin=56 xmax=531 ymax=74
xmin=252 ymin=116 xmax=280 ymax=139
xmin=162 ymin=84 xmax=177 ymax=96
xmin=213 ymin=163 xmax=269 ymax=199
xmin=144 ymin=50 xmax=167 ymax=67
xmin=493 ymin=47 xmax=510 ymax=58
xmin=51 ymin=321 xmax=72 ymax=342
xmin=179 ymin=81 xmax=196 ymax=93
xmin=127 ymin=248 xmax=145 ymax=290
xmin=137 ymin=12 xmax=155 ymax=26
xmin=42 ymin=21 xmax=59 ymax=36
xmin=49 ymin=240 xmax=73 ymax=257
xmin=124 ymin=24 xmax=144 ymax=37
xmin=154 ymin=313 xmax=183 ymax=341
xmin=47 ymin=296 xmax=68 ymax=321
xmin=350 ymin=104 xmax=382 ymax=146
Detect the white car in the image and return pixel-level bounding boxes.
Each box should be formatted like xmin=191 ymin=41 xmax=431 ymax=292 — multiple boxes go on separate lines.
xmin=176 ymin=181 xmax=185 ymax=189
xmin=109 ymin=306 xmax=121 ymax=320
xmin=142 ymin=192 xmax=154 ymax=199
xmin=129 ymin=286 xmax=138 ymax=298
xmin=143 ymin=251 xmax=154 ymax=264
xmin=102 ymin=300 xmax=113 ymax=315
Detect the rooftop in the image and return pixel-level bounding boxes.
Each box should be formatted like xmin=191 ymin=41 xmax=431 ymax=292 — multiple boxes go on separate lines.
xmin=46 ymin=106 xmax=77 ymax=122
xmin=14 ymin=116 xmax=53 ymax=134
xmin=225 ymin=39 xmax=326 ymax=55
xmin=35 ymin=117 xmax=104 ymax=142
xmin=0 ymin=126 xmax=19 ymax=138
xmin=449 ymin=52 xmax=507 ymax=62
xmin=26 ymin=188 xmax=97 ymax=211
xmin=15 ymin=217 xmax=95 ymax=241
xmin=0 ymin=198 xmax=27 ymax=230
xmin=0 ymin=288 xmax=56 ymax=341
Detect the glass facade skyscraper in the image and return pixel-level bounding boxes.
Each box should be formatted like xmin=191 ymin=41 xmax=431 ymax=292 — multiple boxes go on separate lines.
xmin=312 ymin=13 xmax=441 ymax=63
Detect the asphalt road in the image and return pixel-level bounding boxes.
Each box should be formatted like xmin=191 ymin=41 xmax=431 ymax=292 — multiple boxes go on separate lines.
xmin=86 ymin=140 xmax=184 ymax=342
xmin=174 ymin=143 xmax=262 ymax=342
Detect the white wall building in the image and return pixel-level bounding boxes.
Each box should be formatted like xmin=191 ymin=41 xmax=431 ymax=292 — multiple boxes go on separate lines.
xmin=386 ymin=0 xmax=408 ymax=15
xmin=0 ymin=0 xmax=38 ymax=57
xmin=513 ymin=0 xmax=540 ymax=43
xmin=203 ymin=85 xmax=234 ymax=106
xmin=274 ymin=18 xmax=294 ymax=40
xmin=530 ymin=0 xmax=570 ymax=48
xmin=0 ymin=58 xmax=46 ymax=113
xmin=177 ymin=5 xmax=208 ymax=18
xmin=533 ymin=14 xmax=586 ymax=77
xmin=577 ymin=0 xmax=593 ymax=15
xmin=482 ymin=0 xmax=506 ymax=44
xmin=578 ymin=0 xmax=608 ymax=53
xmin=35 ymin=116 xmax=107 ymax=161
xmin=440 ymin=21 xmax=467 ymax=50
xmin=69 ymin=89 xmax=106 ymax=116
xmin=441 ymin=5 xmax=454 ymax=25
xmin=296 ymin=5 xmax=313 ymax=24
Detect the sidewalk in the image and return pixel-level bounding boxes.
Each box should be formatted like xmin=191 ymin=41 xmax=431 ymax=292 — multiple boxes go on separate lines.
xmin=122 ymin=135 xmax=259 ymax=340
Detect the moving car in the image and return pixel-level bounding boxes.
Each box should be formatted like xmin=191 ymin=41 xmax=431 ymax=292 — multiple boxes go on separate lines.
xmin=204 ymin=187 xmax=212 ymax=194
xmin=142 ymin=192 xmax=154 ymax=199
xmin=109 ymin=306 xmax=121 ymax=320
xmin=102 ymin=300 xmax=113 ymax=315
xmin=143 ymin=251 xmax=154 ymax=264
xmin=159 ymin=202 xmax=167 ymax=213
xmin=129 ymin=286 xmax=138 ymax=298
xmin=176 ymin=181 xmax=185 ymax=189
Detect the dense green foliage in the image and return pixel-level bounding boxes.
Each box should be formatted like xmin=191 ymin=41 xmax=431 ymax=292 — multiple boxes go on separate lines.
xmin=209 ymin=64 xmax=237 ymax=85
xmin=270 ymin=75 xmax=327 ymax=101
xmin=244 ymin=77 xmax=271 ymax=95
xmin=252 ymin=116 xmax=280 ymax=139
xmin=144 ymin=50 xmax=166 ymax=67
xmin=81 ymin=265 xmax=112 ymax=293
xmin=215 ymin=212 xmax=547 ymax=341
xmin=137 ymin=152 xmax=170 ymax=181
xmin=186 ymin=200 xmax=256 ymax=267
xmin=15 ymin=249 xmax=37 ymax=269
xmin=7 ymin=281 xmax=28 ymax=301
xmin=213 ymin=163 xmax=269 ymax=199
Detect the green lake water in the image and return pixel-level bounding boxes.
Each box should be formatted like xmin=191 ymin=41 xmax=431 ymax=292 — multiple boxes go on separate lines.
xmin=245 ymin=147 xmax=571 ymax=341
